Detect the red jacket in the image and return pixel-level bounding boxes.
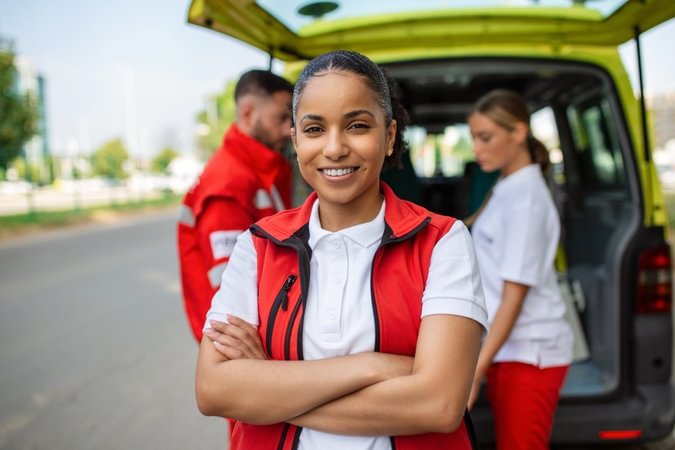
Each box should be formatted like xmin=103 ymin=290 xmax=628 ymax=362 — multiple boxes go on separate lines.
xmin=229 ymin=183 xmax=476 ymax=450
xmin=177 ymin=125 xmax=292 ymax=341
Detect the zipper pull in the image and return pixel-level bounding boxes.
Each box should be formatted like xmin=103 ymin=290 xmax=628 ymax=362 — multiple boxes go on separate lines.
xmin=280 ymin=274 xmax=297 ymax=311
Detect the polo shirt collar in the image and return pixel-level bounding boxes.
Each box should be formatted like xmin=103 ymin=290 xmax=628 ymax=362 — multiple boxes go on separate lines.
xmin=308 ymin=198 xmax=386 ymax=250
xmin=493 ymin=164 xmax=541 ymax=197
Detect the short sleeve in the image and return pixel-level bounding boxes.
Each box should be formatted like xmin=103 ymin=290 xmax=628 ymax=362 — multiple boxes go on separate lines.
xmin=204 ymin=230 xmax=259 ymax=331
xmin=499 ymin=204 xmax=551 ymax=286
xmin=422 ymin=221 xmax=488 ymax=332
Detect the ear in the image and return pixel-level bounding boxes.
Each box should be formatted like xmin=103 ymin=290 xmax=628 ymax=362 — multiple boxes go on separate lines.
xmin=512 ymin=121 xmax=529 ymax=144
xmin=237 ymin=98 xmax=256 ymax=131
xmin=290 ymin=127 xmax=298 ymax=152
xmin=386 ymin=120 xmax=397 ymax=156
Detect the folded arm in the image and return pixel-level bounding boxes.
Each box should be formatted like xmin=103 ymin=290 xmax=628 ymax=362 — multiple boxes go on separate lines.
xmin=198 ymin=313 xmax=482 ymax=435
xmin=289 ymin=314 xmax=482 ymax=435
xmin=196 ymin=321 xmax=413 ymax=425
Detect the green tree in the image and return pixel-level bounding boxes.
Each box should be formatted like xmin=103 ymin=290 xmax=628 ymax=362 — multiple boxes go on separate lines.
xmin=11 ymin=156 xmax=41 ymax=182
xmin=91 ymin=138 xmax=129 ymax=179
xmin=151 ymin=146 xmax=179 ymax=173
xmin=0 ymin=38 xmax=38 ymax=171
xmin=195 ymin=79 xmax=237 ymax=160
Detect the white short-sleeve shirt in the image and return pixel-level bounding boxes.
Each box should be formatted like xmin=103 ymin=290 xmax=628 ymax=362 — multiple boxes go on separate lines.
xmin=206 ymin=199 xmax=487 ymax=450
xmin=471 ymin=164 xmax=573 ymax=367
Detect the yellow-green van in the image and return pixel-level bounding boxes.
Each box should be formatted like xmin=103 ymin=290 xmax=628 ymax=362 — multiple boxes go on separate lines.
xmin=187 ymin=0 xmax=675 ymax=446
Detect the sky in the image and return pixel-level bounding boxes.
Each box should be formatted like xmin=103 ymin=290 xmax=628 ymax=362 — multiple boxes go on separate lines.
xmin=1 ymin=0 xmax=673 ymax=159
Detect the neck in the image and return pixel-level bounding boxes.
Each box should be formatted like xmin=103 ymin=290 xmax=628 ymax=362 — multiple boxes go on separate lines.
xmin=500 ymin=148 xmax=532 ymax=177
xmin=317 ymin=192 xmax=383 ymax=232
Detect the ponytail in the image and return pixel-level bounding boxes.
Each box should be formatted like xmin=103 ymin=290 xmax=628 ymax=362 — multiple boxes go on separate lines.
xmin=527 ymin=134 xmax=551 ymax=175
xmin=471 ymin=89 xmax=550 ymax=176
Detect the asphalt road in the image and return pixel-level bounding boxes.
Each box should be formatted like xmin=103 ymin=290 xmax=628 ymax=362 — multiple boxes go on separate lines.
xmin=0 ymin=210 xmax=229 ymax=450
xmin=0 ymin=211 xmax=672 ymax=450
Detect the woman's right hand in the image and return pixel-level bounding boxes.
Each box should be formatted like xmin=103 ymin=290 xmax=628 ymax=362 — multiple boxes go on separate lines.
xmin=204 ymin=315 xmax=268 ymax=361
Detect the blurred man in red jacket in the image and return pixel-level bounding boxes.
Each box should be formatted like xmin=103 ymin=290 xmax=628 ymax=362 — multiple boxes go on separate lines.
xmin=178 ymin=70 xmax=294 ymax=341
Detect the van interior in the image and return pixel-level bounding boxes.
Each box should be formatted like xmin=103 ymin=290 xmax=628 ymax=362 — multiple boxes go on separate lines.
xmin=380 ymin=58 xmax=640 ymax=399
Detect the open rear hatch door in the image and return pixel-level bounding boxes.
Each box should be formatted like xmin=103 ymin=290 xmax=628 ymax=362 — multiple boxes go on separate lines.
xmin=187 ymin=0 xmax=675 ymax=61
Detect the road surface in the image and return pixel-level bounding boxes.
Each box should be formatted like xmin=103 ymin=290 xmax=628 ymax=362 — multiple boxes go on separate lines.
xmin=0 ymin=211 xmax=672 ymax=449
xmin=0 ymin=210 xmax=229 ymax=449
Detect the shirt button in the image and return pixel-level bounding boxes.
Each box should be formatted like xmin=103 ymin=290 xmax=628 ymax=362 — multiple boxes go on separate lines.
xmin=331 ymin=240 xmax=342 ymax=250
xmin=327 ymin=308 xmax=337 ymax=320
xmin=332 ymin=277 xmax=341 ymax=285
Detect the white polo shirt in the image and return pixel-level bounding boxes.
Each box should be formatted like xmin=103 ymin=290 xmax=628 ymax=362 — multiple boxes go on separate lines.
xmin=471 ymin=164 xmax=573 ymax=367
xmin=206 ymin=198 xmax=487 ymax=450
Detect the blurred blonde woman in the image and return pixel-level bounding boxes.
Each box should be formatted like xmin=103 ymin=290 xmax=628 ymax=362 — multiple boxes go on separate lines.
xmin=467 ymin=89 xmax=573 ymax=450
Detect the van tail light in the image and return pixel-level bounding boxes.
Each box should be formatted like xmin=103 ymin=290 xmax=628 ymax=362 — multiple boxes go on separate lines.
xmin=636 ymin=243 xmax=672 ymax=314
xmin=598 ymin=429 xmax=643 ymax=440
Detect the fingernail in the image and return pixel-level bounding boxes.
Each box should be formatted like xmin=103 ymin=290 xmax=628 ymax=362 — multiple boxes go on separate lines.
xmin=204 ymin=328 xmax=214 ymax=334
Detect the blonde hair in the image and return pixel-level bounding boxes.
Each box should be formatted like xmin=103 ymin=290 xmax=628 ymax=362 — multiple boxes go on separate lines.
xmin=471 ymin=89 xmax=550 ymax=174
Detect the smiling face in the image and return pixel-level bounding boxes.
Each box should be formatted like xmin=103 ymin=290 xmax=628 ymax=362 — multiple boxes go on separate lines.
xmin=468 ymin=111 xmax=530 ymax=176
xmin=292 ymin=70 xmax=396 ymax=230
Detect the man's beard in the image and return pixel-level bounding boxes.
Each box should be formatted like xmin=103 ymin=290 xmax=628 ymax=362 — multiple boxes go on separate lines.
xmin=251 ymin=120 xmax=284 ymax=152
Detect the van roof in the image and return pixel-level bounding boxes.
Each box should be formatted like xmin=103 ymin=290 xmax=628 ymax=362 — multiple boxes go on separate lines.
xmin=187 ymin=0 xmax=675 ymax=61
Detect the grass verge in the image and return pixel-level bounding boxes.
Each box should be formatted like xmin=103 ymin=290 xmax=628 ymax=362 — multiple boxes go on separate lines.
xmin=0 ymin=193 xmax=182 ymax=240
xmin=2 ymin=192 xmax=675 ymax=241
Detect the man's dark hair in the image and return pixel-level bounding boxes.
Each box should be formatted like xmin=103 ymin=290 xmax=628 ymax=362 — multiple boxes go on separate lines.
xmin=234 ymin=69 xmax=293 ymax=101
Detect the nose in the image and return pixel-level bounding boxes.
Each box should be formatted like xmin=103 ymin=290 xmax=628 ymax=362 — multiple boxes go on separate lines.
xmin=323 ymin=129 xmax=348 ymax=160
xmin=471 ymin=139 xmax=481 ymax=156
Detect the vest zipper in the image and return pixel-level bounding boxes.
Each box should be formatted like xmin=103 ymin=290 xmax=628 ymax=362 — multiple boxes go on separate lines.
xmin=279 ymin=274 xmax=297 ymax=311
xmin=287 ymin=235 xmax=311 ymax=361
xmin=285 ymin=294 xmax=304 ymax=360
xmin=251 ymin=225 xmax=311 ymax=362
xmin=276 ymin=423 xmax=289 ymax=450
xmin=251 ymin=225 xmax=311 ymax=450
xmin=266 ymin=274 xmax=298 ymax=358
xmin=372 ymin=217 xmax=430 ymax=448
xmin=370 ymin=217 xmax=431 ymax=352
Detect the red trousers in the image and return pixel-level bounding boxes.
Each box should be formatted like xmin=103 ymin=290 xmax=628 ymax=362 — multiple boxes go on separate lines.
xmin=487 ymin=362 xmax=569 ymax=450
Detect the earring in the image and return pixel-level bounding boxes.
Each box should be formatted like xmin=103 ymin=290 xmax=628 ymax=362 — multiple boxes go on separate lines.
xmin=387 ymin=148 xmax=393 ymax=156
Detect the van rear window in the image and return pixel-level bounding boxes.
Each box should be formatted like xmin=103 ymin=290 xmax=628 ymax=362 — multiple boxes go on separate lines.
xmin=406 ymin=125 xmax=473 ymax=178
xmin=567 ymin=98 xmax=627 ymax=190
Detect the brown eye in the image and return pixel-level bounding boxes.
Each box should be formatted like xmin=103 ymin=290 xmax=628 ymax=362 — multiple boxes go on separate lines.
xmin=303 ymin=126 xmax=323 ymax=135
xmin=348 ymin=122 xmax=370 ymax=131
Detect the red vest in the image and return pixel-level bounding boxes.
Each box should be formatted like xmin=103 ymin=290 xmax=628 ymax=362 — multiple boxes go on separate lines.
xmin=177 ymin=125 xmax=292 ymax=341
xmin=230 ymin=183 xmax=476 ymax=450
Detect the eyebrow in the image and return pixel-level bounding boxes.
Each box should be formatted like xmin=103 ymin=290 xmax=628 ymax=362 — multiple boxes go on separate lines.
xmin=298 ymin=114 xmax=323 ymax=123
xmin=345 ymin=109 xmax=375 ymax=119
xmin=298 ymin=109 xmax=376 ymax=124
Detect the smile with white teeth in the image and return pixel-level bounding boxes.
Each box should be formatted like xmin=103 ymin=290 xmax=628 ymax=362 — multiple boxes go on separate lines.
xmin=323 ymin=167 xmax=356 ymax=177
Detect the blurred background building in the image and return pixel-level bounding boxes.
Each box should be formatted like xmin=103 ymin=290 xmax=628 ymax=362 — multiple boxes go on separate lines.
xmin=12 ymin=56 xmax=50 ymax=184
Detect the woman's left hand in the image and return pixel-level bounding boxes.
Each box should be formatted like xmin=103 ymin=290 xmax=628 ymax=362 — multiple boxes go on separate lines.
xmin=204 ymin=315 xmax=268 ymax=360
xmin=467 ymin=374 xmax=483 ymax=410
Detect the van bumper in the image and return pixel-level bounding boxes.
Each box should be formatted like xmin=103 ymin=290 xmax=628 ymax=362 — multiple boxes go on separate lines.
xmin=471 ymin=383 xmax=675 ymax=445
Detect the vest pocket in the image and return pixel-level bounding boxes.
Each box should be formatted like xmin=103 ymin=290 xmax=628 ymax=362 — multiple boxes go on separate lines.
xmin=265 ymin=274 xmax=297 ymax=358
